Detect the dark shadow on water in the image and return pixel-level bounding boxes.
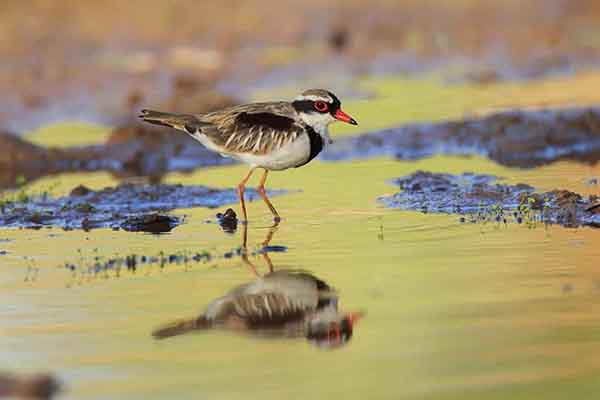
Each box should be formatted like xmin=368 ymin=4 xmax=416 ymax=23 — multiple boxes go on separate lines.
xmin=152 ymin=223 xmax=364 ymax=350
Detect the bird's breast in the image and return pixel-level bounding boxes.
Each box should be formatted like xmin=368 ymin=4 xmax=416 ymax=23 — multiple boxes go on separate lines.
xmin=296 ymin=125 xmax=323 ymax=167
xmin=233 ymin=134 xmax=312 ymax=170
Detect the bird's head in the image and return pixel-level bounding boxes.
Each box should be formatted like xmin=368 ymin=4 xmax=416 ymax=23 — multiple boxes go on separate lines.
xmin=306 ymin=310 xmax=364 ymax=349
xmin=292 ymin=89 xmax=358 ymax=143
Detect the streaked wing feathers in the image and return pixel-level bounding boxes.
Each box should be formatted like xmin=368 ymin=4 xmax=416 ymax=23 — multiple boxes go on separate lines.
xmin=198 ymin=102 xmax=305 ymax=155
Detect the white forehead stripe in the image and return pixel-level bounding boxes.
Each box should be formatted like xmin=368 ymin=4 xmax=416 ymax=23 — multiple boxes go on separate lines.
xmin=294 ymin=94 xmax=333 ymax=103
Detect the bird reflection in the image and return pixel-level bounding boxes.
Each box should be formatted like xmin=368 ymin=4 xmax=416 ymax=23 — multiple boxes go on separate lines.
xmin=152 ymin=223 xmax=364 ymax=349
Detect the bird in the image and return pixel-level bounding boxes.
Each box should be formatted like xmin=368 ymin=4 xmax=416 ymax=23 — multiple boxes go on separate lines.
xmin=139 ymin=89 xmax=358 ymax=222
xmin=152 ymin=269 xmax=363 ymax=348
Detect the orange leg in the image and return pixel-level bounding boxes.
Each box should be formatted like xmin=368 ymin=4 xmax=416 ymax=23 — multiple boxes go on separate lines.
xmin=238 ymin=168 xmax=256 ymax=222
xmin=240 ymin=223 xmax=260 ymax=276
xmin=257 ymin=169 xmax=281 ymax=222
xmin=240 ymin=221 xmax=279 ymax=277
xmin=260 ymin=224 xmax=278 ymax=273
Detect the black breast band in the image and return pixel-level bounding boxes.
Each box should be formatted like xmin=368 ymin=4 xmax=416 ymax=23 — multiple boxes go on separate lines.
xmin=296 ymin=125 xmax=323 ymax=167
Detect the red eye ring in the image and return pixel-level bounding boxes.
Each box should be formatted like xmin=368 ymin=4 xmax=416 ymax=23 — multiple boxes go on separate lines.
xmin=314 ymin=101 xmax=329 ymax=112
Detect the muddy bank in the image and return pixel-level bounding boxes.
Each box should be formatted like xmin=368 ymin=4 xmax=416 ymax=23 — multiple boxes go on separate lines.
xmin=380 ymin=171 xmax=600 ymax=228
xmin=0 ymin=125 xmax=235 ymax=189
xmin=0 ymin=183 xmax=280 ymax=231
xmin=325 ymin=107 xmax=600 ymax=168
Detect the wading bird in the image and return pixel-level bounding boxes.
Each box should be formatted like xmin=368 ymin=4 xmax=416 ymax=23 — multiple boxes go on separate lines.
xmin=140 ymin=89 xmax=358 ymax=222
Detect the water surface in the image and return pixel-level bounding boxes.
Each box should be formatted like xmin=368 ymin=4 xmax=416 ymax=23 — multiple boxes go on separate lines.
xmin=1 ymin=155 xmax=600 ymax=399
xmin=2 ymin=73 xmax=600 ymax=399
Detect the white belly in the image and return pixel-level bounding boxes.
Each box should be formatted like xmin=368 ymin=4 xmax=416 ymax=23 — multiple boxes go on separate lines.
xmin=231 ymin=135 xmax=311 ymax=171
xmin=192 ymin=132 xmax=311 ymax=171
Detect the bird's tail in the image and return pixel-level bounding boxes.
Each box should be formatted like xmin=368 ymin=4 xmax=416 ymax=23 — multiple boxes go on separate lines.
xmin=152 ymin=316 xmax=212 ymax=340
xmin=139 ymin=109 xmax=207 ymax=134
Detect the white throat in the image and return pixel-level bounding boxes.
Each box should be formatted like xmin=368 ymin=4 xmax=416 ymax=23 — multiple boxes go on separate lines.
xmin=299 ymin=113 xmax=334 ymax=144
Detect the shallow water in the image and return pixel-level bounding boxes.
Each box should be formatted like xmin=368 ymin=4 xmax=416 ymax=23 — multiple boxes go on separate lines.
xmin=2 ymin=72 xmax=600 ymax=399
xmin=1 ymin=154 xmax=600 ymax=399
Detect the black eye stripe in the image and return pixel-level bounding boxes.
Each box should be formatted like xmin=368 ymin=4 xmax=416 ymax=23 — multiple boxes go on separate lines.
xmin=292 ymin=99 xmax=340 ymax=114
xmin=292 ymin=100 xmax=314 ymax=113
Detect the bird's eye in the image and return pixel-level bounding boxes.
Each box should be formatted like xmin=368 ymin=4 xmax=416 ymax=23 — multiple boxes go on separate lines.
xmin=314 ymin=101 xmax=329 ymax=112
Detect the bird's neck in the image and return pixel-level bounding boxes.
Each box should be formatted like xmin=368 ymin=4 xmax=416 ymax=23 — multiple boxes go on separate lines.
xmin=297 ymin=110 xmax=333 ymax=145
xmin=308 ymin=121 xmax=331 ymax=145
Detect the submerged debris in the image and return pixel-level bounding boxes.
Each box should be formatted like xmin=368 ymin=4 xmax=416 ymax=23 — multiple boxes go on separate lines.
xmin=0 ymin=183 xmax=280 ymax=231
xmin=61 ymin=239 xmax=287 ymax=285
xmin=325 ymin=107 xmax=600 ymax=168
xmin=120 ymin=214 xmax=179 ymax=233
xmin=380 ymin=171 xmax=600 ymax=228
xmin=64 ymin=249 xmax=213 ymax=280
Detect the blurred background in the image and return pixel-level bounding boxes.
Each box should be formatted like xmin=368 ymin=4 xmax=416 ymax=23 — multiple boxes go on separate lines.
xmin=2 ymin=0 xmax=600 ymax=130
xmin=3 ymin=0 xmax=600 ymax=189
xmin=2 ymin=2 xmax=600 ymax=400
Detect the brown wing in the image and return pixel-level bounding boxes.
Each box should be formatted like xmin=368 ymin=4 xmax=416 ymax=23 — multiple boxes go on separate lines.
xmin=197 ymin=102 xmax=306 ymax=155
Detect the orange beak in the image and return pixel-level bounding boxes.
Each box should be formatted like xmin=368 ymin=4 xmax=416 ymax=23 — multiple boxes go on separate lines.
xmin=348 ymin=311 xmax=365 ymax=327
xmin=334 ymin=109 xmax=358 ymax=125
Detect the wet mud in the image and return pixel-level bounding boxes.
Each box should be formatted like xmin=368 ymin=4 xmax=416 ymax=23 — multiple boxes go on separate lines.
xmin=0 ymin=183 xmax=281 ymax=231
xmin=0 ymin=126 xmax=235 ymax=190
xmin=325 ymin=107 xmax=600 ymax=168
xmin=380 ymin=171 xmax=600 ymax=228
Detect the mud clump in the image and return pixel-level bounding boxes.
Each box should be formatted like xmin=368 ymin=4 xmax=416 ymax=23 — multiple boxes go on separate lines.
xmin=325 ymin=107 xmax=600 ymax=168
xmin=380 ymin=171 xmax=600 ymax=228
xmin=0 ymin=183 xmax=279 ymax=231
xmin=216 ymin=208 xmax=238 ymax=233
xmin=120 ymin=214 xmax=179 ymax=234
xmin=70 ymin=185 xmax=93 ymax=197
